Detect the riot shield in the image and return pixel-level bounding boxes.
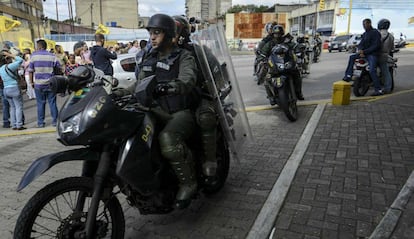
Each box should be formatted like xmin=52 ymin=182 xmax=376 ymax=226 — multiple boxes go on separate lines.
xmin=191 ymin=23 xmax=253 ymax=161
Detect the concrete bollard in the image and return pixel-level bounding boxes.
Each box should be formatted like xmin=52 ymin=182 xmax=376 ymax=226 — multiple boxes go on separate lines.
xmin=332 ymin=81 xmax=352 ymax=105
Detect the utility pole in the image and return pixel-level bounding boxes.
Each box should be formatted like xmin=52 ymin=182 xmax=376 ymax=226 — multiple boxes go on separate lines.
xmin=55 ymin=0 xmax=59 ymax=34
xmin=347 ymin=0 xmax=353 ymax=34
xmin=90 ymin=3 xmax=94 ymax=32
xmin=99 ymin=0 xmax=103 ymax=24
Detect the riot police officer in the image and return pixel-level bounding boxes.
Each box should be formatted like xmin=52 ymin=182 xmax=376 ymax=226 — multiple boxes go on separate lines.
xmin=172 ymin=15 xmax=219 ymax=179
xmin=258 ymin=25 xmax=304 ymax=104
xmin=136 ymin=14 xmax=198 ymax=209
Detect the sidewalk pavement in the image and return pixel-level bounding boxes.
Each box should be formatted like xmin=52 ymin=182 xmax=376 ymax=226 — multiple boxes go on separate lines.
xmin=1 ymin=90 xmax=414 ymax=238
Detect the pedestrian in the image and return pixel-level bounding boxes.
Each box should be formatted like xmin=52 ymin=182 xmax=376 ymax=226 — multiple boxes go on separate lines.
xmin=65 ymin=54 xmax=79 ymax=76
xmin=28 ymin=39 xmax=60 ymax=128
xmin=22 ymin=48 xmax=35 ymax=99
xmin=128 ymin=40 xmax=139 ymax=54
xmin=123 ymin=14 xmax=198 ymax=209
xmin=80 ymin=43 xmax=93 ymax=65
xmin=54 ymin=45 xmax=67 ymax=75
xmin=342 ymin=18 xmax=382 ymax=96
xmin=0 ymin=72 xmax=11 ymax=128
xmin=139 ymin=39 xmax=148 ymax=50
xmin=0 ymin=50 xmax=26 ymax=130
xmin=91 ymin=33 xmax=117 ymax=77
xmin=377 ymin=19 xmax=394 ymax=94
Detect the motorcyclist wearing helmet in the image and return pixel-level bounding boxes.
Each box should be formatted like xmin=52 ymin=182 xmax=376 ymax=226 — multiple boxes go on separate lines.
xmin=253 ymin=21 xmax=278 ymax=80
xmin=135 ymin=14 xmax=199 ymax=209
xmin=295 ymin=34 xmax=310 ymax=74
xmin=172 ymin=15 xmax=220 ymax=181
xmin=259 ymin=25 xmax=305 ymax=103
xmin=313 ymin=33 xmax=322 ymax=61
xmin=377 ymin=18 xmax=394 ymax=94
xmin=343 ymin=18 xmax=382 ymax=96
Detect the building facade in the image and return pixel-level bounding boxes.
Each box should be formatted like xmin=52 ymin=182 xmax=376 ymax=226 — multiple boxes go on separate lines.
xmin=0 ymin=0 xmax=46 ymax=44
xmin=74 ymin=0 xmax=140 ymax=29
xmin=186 ymin=0 xmax=232 ymax=22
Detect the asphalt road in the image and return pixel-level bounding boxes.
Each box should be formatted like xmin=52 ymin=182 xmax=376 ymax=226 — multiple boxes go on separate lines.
xmin=233 ymin=48 xmax=414 ymax=107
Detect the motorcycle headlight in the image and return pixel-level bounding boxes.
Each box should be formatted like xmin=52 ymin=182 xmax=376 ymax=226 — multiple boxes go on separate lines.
xmin=59 ymin=112 xmax=81 ymax=134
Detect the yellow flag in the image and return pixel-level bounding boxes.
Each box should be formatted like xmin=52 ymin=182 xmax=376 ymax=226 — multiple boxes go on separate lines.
xmin=409 ymin=16 xmax=414 ymax=24
xmin=0 ymin=16 xmax=21 ymax=33
xmin=44 ymin=39 xmax=56 ymax=51
xmin=95 ymin=24 xmax=110 ymax=34
xmin=18 ymin=37 xmax=34 ymax=52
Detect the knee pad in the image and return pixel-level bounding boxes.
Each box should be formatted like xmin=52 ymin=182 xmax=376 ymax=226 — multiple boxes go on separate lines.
xmin=196 ymin=105 xmax=216 ymax=130
xmin=158 ymin=131 xmax=186 ymax=160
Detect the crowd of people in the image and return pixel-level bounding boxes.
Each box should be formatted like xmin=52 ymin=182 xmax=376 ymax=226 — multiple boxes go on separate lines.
xmin=0 ymin=35 xmax=150 ymax=131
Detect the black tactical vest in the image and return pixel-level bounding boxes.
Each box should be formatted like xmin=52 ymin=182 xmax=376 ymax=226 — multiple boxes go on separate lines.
xmin=139 ymin=48 xmax=190 ymax=113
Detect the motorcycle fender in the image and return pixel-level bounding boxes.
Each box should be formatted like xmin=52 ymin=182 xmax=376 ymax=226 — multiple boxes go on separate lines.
xmin=272 ymin=75 xmax=287 ymax=89
xmin=17 ymin=148 xmax=100 ymax=192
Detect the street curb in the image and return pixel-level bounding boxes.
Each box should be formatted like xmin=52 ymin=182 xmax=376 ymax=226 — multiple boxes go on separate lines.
xmin=369 ymin=170 xmax=414 ymax=239
xmin=0 ymin=127 xmax=56 ymax=137
xmin=247 ymin=103 xmax=326 ymax=239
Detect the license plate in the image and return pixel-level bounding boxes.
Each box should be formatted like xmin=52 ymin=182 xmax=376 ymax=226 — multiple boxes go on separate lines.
xmin=354 ymin=70 xmax=361 ymax=77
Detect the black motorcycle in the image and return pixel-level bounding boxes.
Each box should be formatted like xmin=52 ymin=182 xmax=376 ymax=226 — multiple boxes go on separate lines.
xmin=353 ymin=51 xmax=398 ymax=96
xmin=13 ymin=66 xmax=234 ymax=238
xmin=267 ymin=43 xmax=298 ymax=122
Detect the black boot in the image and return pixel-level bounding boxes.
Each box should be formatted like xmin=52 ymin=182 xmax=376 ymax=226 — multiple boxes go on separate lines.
xmin=170 ymin=151 xmax=197 ymax=209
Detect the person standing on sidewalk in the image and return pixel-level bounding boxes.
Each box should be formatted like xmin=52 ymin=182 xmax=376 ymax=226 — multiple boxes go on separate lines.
xmin=0 ymin=50 xmax=26 ymax=130
xmin=28 ymin=39 xmax=60 ymax=128
xmin=91 ymin=33 xmax=117 ymax=78
xmin=22 ymin=48 xmax=36 ymax=100
xmin=377 ymin=19 xmax=394 ymax=94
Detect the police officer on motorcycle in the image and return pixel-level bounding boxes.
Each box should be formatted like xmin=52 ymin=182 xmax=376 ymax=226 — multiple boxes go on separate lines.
xmin=253 ymin=21 xmax=277 ymax=81
xmin=258 ymin=25 xmax=305 ymax=104
xmin=172 ymin=15 xmax=219 ymax=179
xmin=135 ymin=14 xmax=199 ymax=209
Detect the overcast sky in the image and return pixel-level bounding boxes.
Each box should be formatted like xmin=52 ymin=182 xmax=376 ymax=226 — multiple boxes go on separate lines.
xmin=44 ymin=0 xmax=308 ymax=19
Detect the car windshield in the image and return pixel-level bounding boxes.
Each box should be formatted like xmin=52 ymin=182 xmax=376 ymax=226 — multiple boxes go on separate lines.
xmin=334 ymin=36 xmax=350 ymax=41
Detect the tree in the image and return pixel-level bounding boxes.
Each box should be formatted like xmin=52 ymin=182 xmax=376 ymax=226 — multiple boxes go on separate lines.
xmin=227 ymin=4 xmax=272 ymax=13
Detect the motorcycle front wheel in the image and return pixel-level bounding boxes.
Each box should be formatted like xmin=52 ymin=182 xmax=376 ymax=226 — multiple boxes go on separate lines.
xmin=14 ymin=177 xmax=125 ymax=239
xmin=353 ymin=74 xmax=370 ymax=96
xmin=277 ymin=84 xmax=298 ymax=122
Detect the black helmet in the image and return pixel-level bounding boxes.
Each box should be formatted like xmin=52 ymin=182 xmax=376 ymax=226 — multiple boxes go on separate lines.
xmin=272 ymin=25 xmax=284 ymax=36
xmin=173 ymin=15 xmax=191 ymax=39
xmin=377 ymin=19 xmax=390 ymax=30
xmin=147 ymin=14 xmax=177 ymax=38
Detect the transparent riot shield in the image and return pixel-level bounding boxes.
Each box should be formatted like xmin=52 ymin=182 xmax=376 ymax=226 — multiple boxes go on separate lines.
xmin=191 ymin=23 xmax=253 ymax=161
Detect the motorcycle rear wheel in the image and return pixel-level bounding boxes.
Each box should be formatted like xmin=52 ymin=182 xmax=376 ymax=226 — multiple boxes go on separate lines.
xmin=353 ymin=74 xmax=370 ymax=96
xmin=277 ymin=85 xmax=298 ymax=122
xmin=14 ymin=177 xmax=125 ymax=239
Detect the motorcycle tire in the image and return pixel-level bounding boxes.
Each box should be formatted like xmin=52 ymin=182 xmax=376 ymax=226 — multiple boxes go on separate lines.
xmin=353 ymin=74 xmax=370 ymax=97
xmin=14 ymin=177 xmax=125 ymax=239
xmin=277 ymin=85 xmax=298 ymax=122
xmin=203 ymin=129 xmax=230 ymax=195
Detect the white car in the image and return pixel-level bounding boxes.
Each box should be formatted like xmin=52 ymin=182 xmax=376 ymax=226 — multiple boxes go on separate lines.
xmin=112 ymin=53 xmax=138 ymax=89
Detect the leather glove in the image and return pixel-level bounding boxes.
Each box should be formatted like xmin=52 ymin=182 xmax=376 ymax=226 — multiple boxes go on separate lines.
xmin=154 ymin=83 xmax=174 ymax=96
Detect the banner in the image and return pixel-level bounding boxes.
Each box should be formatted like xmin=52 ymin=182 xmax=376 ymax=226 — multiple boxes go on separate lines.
xmin=0 ymin=16 xmax=21 ymax=33
xmin=44 ymin=39 xmax=56 ymax=51
xmin=95 ymin=24 xmax=110 ymax=34
xmin=18 ymin=37 xmax=34 ymax=52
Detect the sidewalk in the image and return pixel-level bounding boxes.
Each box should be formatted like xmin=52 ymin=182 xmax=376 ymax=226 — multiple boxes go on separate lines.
xmin=265 ymin=90 xmax=414 ymax=239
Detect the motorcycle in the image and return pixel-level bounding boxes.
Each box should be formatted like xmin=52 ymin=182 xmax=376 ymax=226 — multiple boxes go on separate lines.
xmin=13 ymin=24 xmax=252 ymax=239
xmin=394 ymin=33 xmax=407 ymax=49
xmin=353 ymin=50 xmax=398 ymax=96
xmin=266 ymin=43 xmax=299 ymax=122
xmin=312 ymin=38 xmax=322 ymax=63
xmin=294 ymin=42 xmax=312 ymax=76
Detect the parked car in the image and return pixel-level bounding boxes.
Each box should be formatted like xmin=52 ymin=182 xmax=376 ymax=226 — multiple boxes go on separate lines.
xmin=112 ymin=53 xmax=137 ymax=90
xmin=328 ymin=35 xmax=352 ymax=52
xmin=346 ymin=33 xmax=362 ymax=53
